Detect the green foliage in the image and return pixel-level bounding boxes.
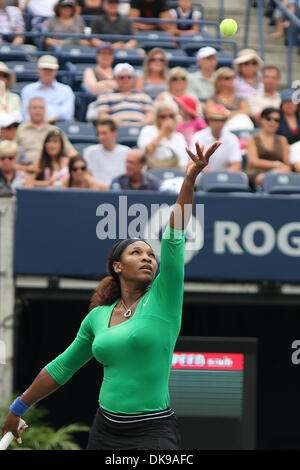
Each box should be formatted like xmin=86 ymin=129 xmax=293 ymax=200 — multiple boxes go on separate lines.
xmin=0 ymin=395 xmax=89 ymax=450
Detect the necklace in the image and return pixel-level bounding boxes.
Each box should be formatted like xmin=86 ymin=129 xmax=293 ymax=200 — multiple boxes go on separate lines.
xmin=121 ymin=296 xmax=142 ymax=318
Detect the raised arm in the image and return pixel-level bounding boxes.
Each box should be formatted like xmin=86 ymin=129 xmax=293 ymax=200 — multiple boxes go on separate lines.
xmin=169 ymin=141 xmax=222 ymax=231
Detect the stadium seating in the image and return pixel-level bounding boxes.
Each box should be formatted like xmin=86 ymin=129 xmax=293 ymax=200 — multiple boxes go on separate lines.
xmin=197 ymin=171 xmax=251 ymax=193
xmin=148 ymin=168 xmax=186 ymax=181
xmin=261 ymin=173 xmax=300 ymax=195
xmin=116 ymin=125 xmax=141 ymax=147
xmin=54 ymin=121 xmax=98 ymax=143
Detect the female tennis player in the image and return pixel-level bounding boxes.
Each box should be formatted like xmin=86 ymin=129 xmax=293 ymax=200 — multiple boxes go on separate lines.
xmin=1 ymin=141 xmax=221 ymax=450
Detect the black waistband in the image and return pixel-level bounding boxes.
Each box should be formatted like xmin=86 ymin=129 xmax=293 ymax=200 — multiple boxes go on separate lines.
xmin=100 ymin=407 xmax=174 ymax=424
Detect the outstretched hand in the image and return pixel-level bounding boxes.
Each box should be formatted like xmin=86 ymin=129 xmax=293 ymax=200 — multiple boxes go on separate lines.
xmin=185 ymin=141 xmax=222 ymax=181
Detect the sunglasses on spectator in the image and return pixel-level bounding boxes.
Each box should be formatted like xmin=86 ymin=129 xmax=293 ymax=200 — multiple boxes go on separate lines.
xmin=71 ymin=165 xmax=87 ymax=172
xmin=117 ymin=75 xmax=133 ymax=80
xmin=221 ymin=75 xmax=235 ymax=80
xmin=0 ymin=72 xmax=8 ymax=79
xmin=0 ymin=156 xmax=15 ymax=161
xmin=150 ymin=58 xmax=165 ymax=63
xmin=172 ymin=76 xmax=186 ymax=81
xmin=158 ymin=113 xmax=175 ymax=119
xmin=242 ymin=61 xmax=258 ymax=66
xmin=265 ymin=116 xmax=280 ymax=123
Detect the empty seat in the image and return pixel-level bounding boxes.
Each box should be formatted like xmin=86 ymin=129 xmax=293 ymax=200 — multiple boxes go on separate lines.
xmin=147 ymin=168 xmax=186 ymax=181
xmin=116 ymin=125 xmax=141 ymax=147
xmin=198 ymin=171 xmax=251 ymax=193
xmin=261 ymin=173 xmax=300 ymax=194
xmin=55 ymin=121 xmax=98 ymax=143
xmin=6 ymin=61 xmax=38 ymax=81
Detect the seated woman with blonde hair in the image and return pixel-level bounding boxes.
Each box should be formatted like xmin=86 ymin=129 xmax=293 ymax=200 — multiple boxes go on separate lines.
xmin=205 ymin=66 xmax=254 ymax=131
xmin=137 ymin=100 xmax=188 ymax=171
xmin=135 ymin=48 xmax=169 ymax=99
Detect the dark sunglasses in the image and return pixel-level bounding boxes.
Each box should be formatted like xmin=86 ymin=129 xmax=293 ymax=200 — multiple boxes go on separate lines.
xmin=71 ymin=165 xmax=87 ymax=172
xmin=158 ymin=113 xmax=175 ymax=119
xmin=172 ymin=76 xmax=186 ymax=81
xmin=221 ymin=76 xmax=235 ymax=80
xmin=243 ymin=61 xmax=258 ymax=66
xmin=117 ymin=75 xmax=133 ymax=80
xmin=150 ymin=58 xmax=165 ymax=63
xmin=265 ymin=116 xmax=280 ymax=123
xmin=0 ymin=156 xmax=15 ymax=161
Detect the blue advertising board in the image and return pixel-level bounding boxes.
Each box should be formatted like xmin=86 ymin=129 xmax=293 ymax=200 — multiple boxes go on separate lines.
xmin=14 ymin=188 xmax=300 ymax=281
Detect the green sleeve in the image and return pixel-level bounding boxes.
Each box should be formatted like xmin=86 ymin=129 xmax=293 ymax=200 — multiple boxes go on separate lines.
xmin=45 ymin=314 xmax=94 ymax=385
xmin=152 ymin=225 xmax=185 ymax=317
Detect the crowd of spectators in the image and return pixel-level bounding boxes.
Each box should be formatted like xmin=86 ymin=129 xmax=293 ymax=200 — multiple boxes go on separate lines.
xmin=0 ymin=0 xmax=300 ymax=196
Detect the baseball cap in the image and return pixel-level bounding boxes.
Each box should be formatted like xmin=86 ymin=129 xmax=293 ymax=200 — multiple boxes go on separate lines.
xmin=113 ymin=63 xmax=135 ymax=77
xmin=196 ymin=46 xmax=217 ymax=60
xmin=0 ymin=111 xmax=22 ymax=128
xmin=37 ymin=55 xmax=59 ymax=70
xmin=97 ymin=42 xmax=113 ymax=53
xmin=59 ymin=0 xmax=75 ymax=6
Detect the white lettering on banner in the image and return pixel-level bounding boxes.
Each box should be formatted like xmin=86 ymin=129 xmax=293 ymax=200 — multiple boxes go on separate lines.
xmin=291 ymin=340 xmax=300 ymax=365
xmin=214 ymin=221 xmax=300 ymax=257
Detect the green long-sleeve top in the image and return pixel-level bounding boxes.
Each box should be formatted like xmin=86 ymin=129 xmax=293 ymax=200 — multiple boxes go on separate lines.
xmin=45 ymin=225 xmax=185 ymax=414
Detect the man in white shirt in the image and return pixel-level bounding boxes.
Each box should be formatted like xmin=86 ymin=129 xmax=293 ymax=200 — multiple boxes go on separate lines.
xmin=247 ymin=66 xmax=281 ymax=125
xmin=83 ymin=119 xmax=131 ymax=186
xmin=190 ymin=104 xmax=242 ymax=185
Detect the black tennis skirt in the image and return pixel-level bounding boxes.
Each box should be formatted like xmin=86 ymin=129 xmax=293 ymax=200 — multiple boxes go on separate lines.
xmin=86 ymin=407 xmax=181 ymax=450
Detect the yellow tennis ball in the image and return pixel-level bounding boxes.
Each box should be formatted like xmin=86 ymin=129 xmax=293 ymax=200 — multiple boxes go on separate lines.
xmin=220 ymin=18 xmax=238 ymax=36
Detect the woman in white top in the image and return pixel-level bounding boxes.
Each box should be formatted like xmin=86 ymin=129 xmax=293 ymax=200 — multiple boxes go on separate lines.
xmin=0 ymin=62 xmax=22 ymax=115
xmin=137 ymin=100 xmax=189 ymax=170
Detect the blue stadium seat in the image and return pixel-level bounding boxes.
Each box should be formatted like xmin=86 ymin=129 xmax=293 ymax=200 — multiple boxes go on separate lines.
xmin=53 ymin=45 xmax=98 ymax=64
xmin=163 ymin=49 xmax=194 ymax=67
xmin=198 ymin=171 xmax=251 ymax=193
xmin=11 ymin=81 xmax=33 ymax=94
xmin=136 ymin=31 xmax=175 ymax=52
xmin=230 ymin=129 xmax=260 ymax=140
xmin=0 ymin=44 xmax=38 ymax=61
xmin=6 ymin=61 xmax=38 ymax=81
xmin=116 ymin=125 xmax=141 ymax=147
xmin=261 ymin=173 xmax=300 ymax=195
xmin=55 ymin=121 xmax=98 ymax=143
xmin=113 ymin=49 xmax=145 ymax=66
xmin=72 ymin=142 xmax=92 ymax=155
xmin=147 ymin=168 xmax=186 ymax=181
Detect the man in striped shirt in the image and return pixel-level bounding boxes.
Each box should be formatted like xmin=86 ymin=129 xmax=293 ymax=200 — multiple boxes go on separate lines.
xmin=91 ymin=63 xmax=154 ymax=126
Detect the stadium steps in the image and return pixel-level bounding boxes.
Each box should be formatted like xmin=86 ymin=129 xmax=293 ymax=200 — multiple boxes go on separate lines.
xmin=200 ymin=0 xmax=300 ymax=87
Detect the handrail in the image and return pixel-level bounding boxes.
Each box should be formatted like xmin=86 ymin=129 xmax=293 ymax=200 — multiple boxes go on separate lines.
xmin=272 ymin=0 xmax=300 ymax=87
xmin=244 ymin=0 xmax=265 ymax=61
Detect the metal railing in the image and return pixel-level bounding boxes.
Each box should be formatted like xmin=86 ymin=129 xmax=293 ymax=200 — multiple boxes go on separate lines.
xmin=243 ymin=0 xmax=265 ymax=62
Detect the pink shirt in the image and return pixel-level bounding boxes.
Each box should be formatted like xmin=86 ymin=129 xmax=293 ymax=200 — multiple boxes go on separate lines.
xmin=177 ymin=118 xmax=207 ymax=146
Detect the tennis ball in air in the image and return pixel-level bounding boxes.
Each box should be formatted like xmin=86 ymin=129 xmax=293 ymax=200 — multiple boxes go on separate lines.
xmin=220 ymin=18 xmax=238 ymax=36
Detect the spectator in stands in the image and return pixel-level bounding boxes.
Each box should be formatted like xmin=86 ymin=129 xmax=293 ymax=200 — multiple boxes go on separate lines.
xmin=129 ymin=0 xmax=174 ymax=34
xmin=169 ymin=0 xmax=201 ymax=36
xmin=16 ymin=97 xmax=76 ymax=163
xmin=0 ymin=0 xmax=24 ymax=45
xmin=30 ymin=129 xmax=70 ymax=187
xmin=289 ymin=139 xmax=300 ymax=172
xmin=247 ymin=66 xmax=281 ymax=125
xmin=0 ymin=111 xmax=24 ymax=161
xmin=21 ymin=55 xmax=75 ymax=123
xmin=277 ymin=88 xmax=300 ymax=144
xmin=137 ymin=100 xmax=189 ymax=170
xmin=77 ymin=0 xmax=104 ymax=24
xmin=245 ymin=107 xmax=290 ymax=188
xmin=0 ymin=62 xmax=22 ymax=115
xmin=82 ymin=43 xmax=117 ymax=95
xmin=187 ymin=46 xmax=217 ymax=102
xmin=156 ymin=66 xmax=202 ymax=116
xmin=21 ymin=0 xmax=57 ymax=17
xmin=61 ymin=154 xmax=107 ymax=188
xmin=205 ymin=67 xmax=251 ymax=126
xmin=0 ymin=140 xmax=28 ymax=193
xmin=189 ymin=104 xmax=242 ymax=176
xmin=234 ymin=48 xmax=264 ymax=101
xmin=270 ymin=0 xmax=297 ymax=39
xmin=175 ymin=95 xmax=207 ymax=146
xmin=87 ymin=63 xmax=154 ymax=125
xmin=83 ymin=119 xmax=130 ymax=186
xmin=110 ymin=148 xmax=161 ymax=190
xmin=136 ymin=48 xmax=168 ymax=98
xmin=90 ymin=0 xmax=137 ymax=50
xmin=44 ymin=0 xmax=89 ymax=48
